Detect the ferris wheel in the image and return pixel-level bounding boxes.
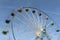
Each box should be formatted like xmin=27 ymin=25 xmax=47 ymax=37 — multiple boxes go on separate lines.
xmin=0 ymin=7 xmax=60 ymax=40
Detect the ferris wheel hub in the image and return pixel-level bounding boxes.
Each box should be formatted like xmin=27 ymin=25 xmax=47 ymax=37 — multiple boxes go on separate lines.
xmin=35 ymin=31 xmax=40 ymax=36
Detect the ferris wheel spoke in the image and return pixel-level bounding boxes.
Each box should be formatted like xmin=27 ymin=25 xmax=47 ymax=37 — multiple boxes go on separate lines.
xmin=17 ymin=14 xmax=35 ymax=26
xmin=23 ymin=8 xmax=38 ymax=27
xmin=17 ymin=15 xmax=31 ymax=24
xmin=46 ymin=22 xmax=51 ymax=27
xmin=44 ymin=20 xmax=46 ymax=27
xmin=36 ymin=12 xmax=41 ymax=28
xmin=15 ymin=16 xmax=28 ymax=25
xmin=17 ymin=13 xmax=33 ymax=24
xmin=30 ymin=10 xmax=38 ymax=28
xmin=40 ymin=16 xmax=44 ymax=27
xmin=23 ymin=8 xmax=37 ymax=27
xmin=24 ymin=10 xmax=34 ymax=22
xmin=15 ymin=16 xmax=34 ymax=28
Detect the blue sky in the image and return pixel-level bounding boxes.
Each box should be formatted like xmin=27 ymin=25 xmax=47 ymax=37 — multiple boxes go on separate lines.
xmin=0 ymin=0 xmax=60 ymax=25
xmin=0 ymin=0 xmax=60 ymax=40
